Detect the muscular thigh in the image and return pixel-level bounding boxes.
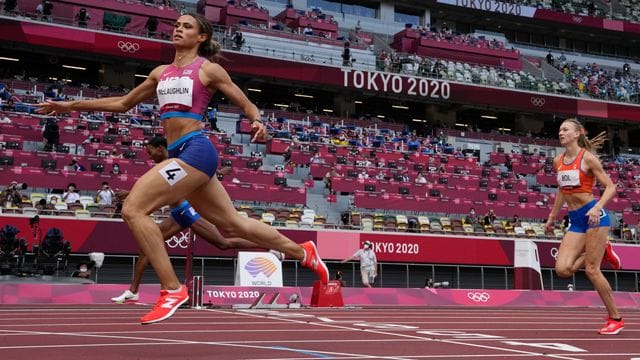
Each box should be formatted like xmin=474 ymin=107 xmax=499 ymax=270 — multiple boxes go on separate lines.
xmin=185 ymin=177 xmax=242 ymax=227
xmin=125 ymin=158 xmax=209 ymax=215
xmin=556 ymin=231 xmax=585 ymax=268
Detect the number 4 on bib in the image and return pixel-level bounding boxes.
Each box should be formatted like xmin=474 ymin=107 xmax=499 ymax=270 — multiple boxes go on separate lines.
xmin=159 ymin=160 xmax=187 ymax=186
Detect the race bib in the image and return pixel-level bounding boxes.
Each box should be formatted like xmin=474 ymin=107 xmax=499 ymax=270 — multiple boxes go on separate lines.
xmin=557 ymin=169 xmax=580 ymax=188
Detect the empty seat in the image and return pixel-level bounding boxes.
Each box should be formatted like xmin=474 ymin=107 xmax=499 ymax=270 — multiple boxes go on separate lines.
xmin=396 ymin=214 xmax=408 ymax=231
xmin=362 ymin=218 xmax=374 ymax=231
xmin=261 ymin=212 xmax=275 ymax=225
xmin=75 ymin=209 xmax=92 ymax=218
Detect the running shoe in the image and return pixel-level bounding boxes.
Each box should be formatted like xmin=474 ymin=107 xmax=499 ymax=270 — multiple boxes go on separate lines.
xmin=140 ymin=285 xmax=188 ymax=325
xmin=111 ymin=289 xmax=139 ymax=303
xmin=603 ymin=241 xmax=622 ymax=270
xmin=598 ymin=317 xmax=624 ymax=335
xmin=300 ymin=241 xmax=329 ymax=284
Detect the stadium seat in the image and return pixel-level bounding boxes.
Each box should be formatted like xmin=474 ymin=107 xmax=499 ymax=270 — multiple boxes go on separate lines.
xmin=285 ymin=219 xmax=299 ymax=228
xmin=261 ymin=212 xmax=275 ymax=225
xmin=362 ymin=218 xmax=373 ymax=232
xmin=418 ymin=216 xmax=430 ymax=232
xmin=396 ymin=214 xmax=408 ymax=231
xmin=30 ymin=192 xmax=46 ymax=206
xmin=75 ymin=209 xmax=91 ymax=218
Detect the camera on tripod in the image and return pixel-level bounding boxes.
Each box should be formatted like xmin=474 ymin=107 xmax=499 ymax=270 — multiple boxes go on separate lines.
xmin=8 ymin=182 xmax=27 ymax=190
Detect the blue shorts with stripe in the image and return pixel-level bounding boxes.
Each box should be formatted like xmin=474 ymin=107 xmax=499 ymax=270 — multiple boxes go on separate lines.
xmin=567 ymin=199 xmax=611 ymax=233
xmin=167 ymin=131 xmax=218 ymax=178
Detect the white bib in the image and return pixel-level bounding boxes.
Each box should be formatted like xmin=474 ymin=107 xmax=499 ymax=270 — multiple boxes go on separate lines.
xmin=157 ymin=76 xmax=194 ymax=109
xmin=557 ymin=169 xmax=580 ymax=188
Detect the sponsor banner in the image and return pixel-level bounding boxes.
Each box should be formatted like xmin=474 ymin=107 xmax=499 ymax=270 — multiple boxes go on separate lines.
xmin=3 ymin=214 xmax=640 ymax=269
xmin=234 ymin=251 xmax=283 ymax=287
xmin=219 ymin=53 xmax=640 ymax=122
xmin=437 ymin=0 xmax=537 ymax=17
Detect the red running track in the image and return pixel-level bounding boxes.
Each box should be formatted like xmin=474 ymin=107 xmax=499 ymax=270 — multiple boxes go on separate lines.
xmin=0 ymin=305 xmax=638 ymax=359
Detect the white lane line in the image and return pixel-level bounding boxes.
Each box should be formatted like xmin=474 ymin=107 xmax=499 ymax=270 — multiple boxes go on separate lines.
xmin=208 ymin=309 xmax=585 ymax=360
xmin=0 ymin=328 xmax=408 ymax=359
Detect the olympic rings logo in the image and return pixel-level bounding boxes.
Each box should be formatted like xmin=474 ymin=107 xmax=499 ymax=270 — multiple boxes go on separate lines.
xmin=571 ymin=16 xmax=583 ymax=23
xmin=165 ymin=231 xmax=194 ymax=249
xmin=530 ymin=97 xmax=546 ymax=107
xmin=550 ymin=247 xmax=559 ymax=259
xmin=467 ymin=291 xmax=491 ymax=303
xmin=117 ymin=41 xmax=140 ymax=53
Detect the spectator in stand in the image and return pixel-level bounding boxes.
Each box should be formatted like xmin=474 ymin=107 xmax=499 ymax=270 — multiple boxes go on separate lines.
xmin=40 ymin=0 xmax=53 ymax=22
xmin=96 ymin=181 xmax=115 ymax=205
xmin=510 ymin=214 xmax=521 ymax=227
xmin=310 ymin=152 xmax=323 ymax=164
xmin=303 ymin=24 xmax=313 ymax=35
xmin=111 ymin=164 xmax=121 ymax=175
xmin=414 ymin=171 xmax=427 ymax=184
xmin=465 ymin=207 xmax=478 ymax=225
xmin=0 ymin=82 xmax=12 ymax=102
xmin=374 ymin=169 xmax=386 ymax=180
xmin=483 ymin=209 xmax=497 ymax=226
xmin=232 ymin=30 xmax=244 ymax=50
xmin=146 ymin=16 xmax=158 ymax=37
xmin=358 ymin=169 xmax=369 ymax=179
xmin=324 ymin=166 xmax=341 ymax=193
xmin=40 ymin=196 xmax=56 ymax=212
xmin=2 ymin=0 xmax=17 ymax=15
xmin=75 ymin=8 xmax=90 ymax=28
xmin=62 ymin=183 xmax=80 ymax=204
xmin=69 ymin=157 xmax=86 ymax=172
xmin=42 ymin=117 xmax=59 ymax=152
xmin=0 ymin=181 xmax=25 ymax=207
xmin=546 ymin=51 xmax=555 ymax=66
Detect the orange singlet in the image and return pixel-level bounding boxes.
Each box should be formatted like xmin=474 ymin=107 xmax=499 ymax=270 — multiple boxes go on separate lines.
xmin=556 ymin=148 xmax=595 ymax=195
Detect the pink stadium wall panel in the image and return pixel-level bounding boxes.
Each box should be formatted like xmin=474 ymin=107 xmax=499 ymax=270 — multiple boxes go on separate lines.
xmin=3 ymin=284 xmax=640 ymax=307
xmin=533 ymin=9 xmax=603 ymax=29
xmin=205 ymin=6 xmax=222 ymax=23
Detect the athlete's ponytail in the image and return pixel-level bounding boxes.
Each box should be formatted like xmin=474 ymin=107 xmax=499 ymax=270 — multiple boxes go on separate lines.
xmin=564 ymin=118 xmax=607 ymax=157
xmin=187 ymin=13 xmax=221 ymax=63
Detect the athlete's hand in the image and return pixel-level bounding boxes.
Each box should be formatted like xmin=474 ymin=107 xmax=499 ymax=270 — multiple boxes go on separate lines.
xmin=544 ymin=219 xmax=555 ymax=232
xmin=35 ymin=100 xmax=73 ymax=116
xmin=251 ymin=121 xmax=268 ymax=142
xmin=586 ymin=205 xmax=602 ymax=226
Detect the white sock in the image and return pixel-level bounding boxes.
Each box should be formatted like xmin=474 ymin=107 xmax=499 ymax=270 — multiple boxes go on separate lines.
xmin=167 ymin=286 xmax=182 ymax=293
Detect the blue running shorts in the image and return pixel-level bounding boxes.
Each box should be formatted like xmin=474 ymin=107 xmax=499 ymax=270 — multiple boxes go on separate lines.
xmin=167 ymin=131 xmax=218 ymax=178
xmin=567 ymin=199 xmax=611 ymax=233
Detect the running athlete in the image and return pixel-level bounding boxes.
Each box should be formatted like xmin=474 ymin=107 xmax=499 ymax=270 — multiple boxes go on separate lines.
xmin=545 ymin=118 xmax=623 ymax=335
xmin=37 ymin=13 xmax=329 ymax=324
xmin=111 ymin=136 xmax=282 ymax=303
